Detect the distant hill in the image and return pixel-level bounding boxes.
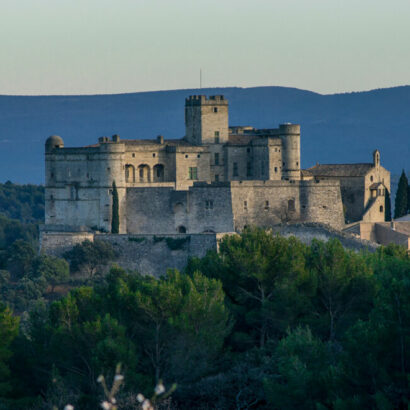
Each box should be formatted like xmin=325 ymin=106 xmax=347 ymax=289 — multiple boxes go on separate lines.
xmin=0 ymin=86 xmax=409 ymax=183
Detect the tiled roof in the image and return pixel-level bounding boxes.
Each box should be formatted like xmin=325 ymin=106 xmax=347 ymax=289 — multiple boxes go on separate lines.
xmin=227 ymin=134 xmax=255 ymax=145
xmin=307 ymin=163 xmax=373 ymax=177
xmin=301 ymin=169 xmax=313 ymax=177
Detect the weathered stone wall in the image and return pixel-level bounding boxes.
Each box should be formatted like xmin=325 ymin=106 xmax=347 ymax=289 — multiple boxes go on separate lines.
xmin=230 ymin=180 xmax=344 ymax=231
xmin=96 ymin=233 xmax=223 ymax=277
xmin=185 ymin=95 xmax=229 ymax=145
xmin=124 ymin=180 xmax=344 ymax=234
xmin=40 ymin=225 xmax=379 ymax=278
xmin=272 ymin=223 xmax=379 ymax=252
xmin=126 ymin=184 xmax=234 ymax=234
xmin=175 ymin=149 xmax=211 ymax=190
xmin=40 ymin=229 xmax=95 ymax=257
xmin=45 ymin=141 xmax=127 ymax=233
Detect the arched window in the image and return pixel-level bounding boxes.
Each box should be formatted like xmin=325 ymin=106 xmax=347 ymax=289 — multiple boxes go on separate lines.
xmin=125 ymin=164 xmax=135 ymax=182
xmin=138 ymin=164 xmax=150 ymax=182
xmin=177 ymin=225 xmax=187 ymax=233
xmin=153 ymin=164 xmax=165 ymax=182
xmin=380 ymin=205 xmax=383 ymax=213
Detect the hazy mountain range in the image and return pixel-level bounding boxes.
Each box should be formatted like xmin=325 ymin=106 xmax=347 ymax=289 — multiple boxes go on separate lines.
xmin=0 ymin=86 xmax=409 ymax=184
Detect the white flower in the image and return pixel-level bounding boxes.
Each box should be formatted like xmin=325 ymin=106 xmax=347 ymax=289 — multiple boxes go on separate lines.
xmin=114 ymin=374 xmax=124 ymax=382
xmin=137 ymin=393 xmax=145 ymax=403
xmin=97 ymin=375 xmax=104 ymax=383
xmin=101 ymin=401 xmax=111 ymax=410
xmin=142 ymin=399 xmax=154 ymax=410
xmin=154 ymin=382 xmax=165 ymax=395
xmin=110 ymin=397 xmax=117 ymax=404
xmin=64 ymin=405 xmax=74 ymax=410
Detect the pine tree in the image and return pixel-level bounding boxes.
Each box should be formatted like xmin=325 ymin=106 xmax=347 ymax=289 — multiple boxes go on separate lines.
xmin=394 ymin=170 xmax=408 ymax=219
xmin=384 ymin=189 xmax=392 ymax=222
xmin=111 ymin=180 xmax=119 ymax=234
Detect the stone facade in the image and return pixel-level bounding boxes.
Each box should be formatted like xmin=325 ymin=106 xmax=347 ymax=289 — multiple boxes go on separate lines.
xmin=43 ymin=94 xmax=389 ymax=243
xmin=306 ymin=150 xmax=390 ymax=224
xmin=39 ymin=226 xmax=380 ymax=277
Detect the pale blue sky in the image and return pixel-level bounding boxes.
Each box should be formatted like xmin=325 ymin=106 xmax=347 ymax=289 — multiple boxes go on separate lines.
xmin=1 ymin=0 xmax=409 ymax=95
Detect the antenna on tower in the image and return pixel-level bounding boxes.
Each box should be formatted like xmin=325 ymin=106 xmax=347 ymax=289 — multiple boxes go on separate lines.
xmin=200 ymin=68 xmax=202 ymax=89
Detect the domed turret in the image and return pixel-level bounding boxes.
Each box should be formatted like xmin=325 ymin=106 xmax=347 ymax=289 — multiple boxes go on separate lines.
xmin=45 ymin=135 xmax=64 ymax=152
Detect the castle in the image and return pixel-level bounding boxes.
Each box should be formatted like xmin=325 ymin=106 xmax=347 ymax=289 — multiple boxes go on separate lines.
xmin=43 ymin=95 xmax=390 ymax=245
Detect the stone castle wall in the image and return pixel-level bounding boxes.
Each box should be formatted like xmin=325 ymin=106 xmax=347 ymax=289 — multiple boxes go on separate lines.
xmin=40 ymin=225 xmax=379 ymax=277
xmin=124 ymin=179 xmax=344 ymax=234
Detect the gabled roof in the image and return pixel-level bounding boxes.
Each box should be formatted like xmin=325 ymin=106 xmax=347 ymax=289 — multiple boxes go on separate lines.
xmin=307 ymin=163 xmax=373 ymax=177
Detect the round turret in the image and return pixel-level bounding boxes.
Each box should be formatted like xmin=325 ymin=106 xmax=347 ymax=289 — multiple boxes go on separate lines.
xmin=45 ymin=135 xmax=64 ymax=152
xmin=279 ymin=124 xmax=301 ymax=180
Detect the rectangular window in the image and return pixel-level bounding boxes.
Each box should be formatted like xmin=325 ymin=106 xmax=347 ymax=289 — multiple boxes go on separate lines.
xmin=213 ymin=107 xmax=218 ymax=113
xmin=233 ymin=162 xmax=238 ymax=177
xmin=205 ymin=200 xmax=214 ymax=210
xmin=288 ymin=199 xmax=296 ymax=212
xmin=246 ymin=161 xmax=252 ymax=177
xmin=274 ymin=167 xmax=278 ymax=173
xmin=244 ymin=200 xmax=248 ymax=210
xmin=215 ymin=174 xmax=219 ymax=182
xmin=214 ymin=131 xmax=220 ymax=144
xmin=264 ymin=200 xmax=269 ymax=210
xmin=189 ymin=167 xmax=198 ymax=180
xmin=214 ymin=153 xmax=219 ymax=165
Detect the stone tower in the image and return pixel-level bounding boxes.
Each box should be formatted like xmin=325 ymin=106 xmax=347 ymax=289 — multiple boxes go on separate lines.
xmin=279 ymin=124 xmax=301 ymax=180
xmin=185 ymin=95 xmax=229 ymax=145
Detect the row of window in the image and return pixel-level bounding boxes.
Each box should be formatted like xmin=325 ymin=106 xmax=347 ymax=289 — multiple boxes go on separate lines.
xmin=232 ymin=162 xmax=281 ymax=177
xmin=130 ymin=153 xmax=202 ymax=159
xmin=203 ymin=199 xmax=296 ymax=212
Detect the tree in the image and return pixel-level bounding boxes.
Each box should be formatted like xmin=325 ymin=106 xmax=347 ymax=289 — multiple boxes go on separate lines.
xmin=0 ymin=303 xmax=19 ymax=397
xmin=385 ymin=188 xmax=392 ymax=221
xmin=264 ymin=326 xmax=337 ymax=410
xmin=63 ymin=240 xmax=116 ymax=277
xmin=394 ymin=170 xmax=408 ymax=219
xmin=306 ymin=239 xmax=375 ymax=341
xmin=111 ymin=181 xmax=119 ymax=234
xmin=186 ymin=227 xmax=311 ymax=348
xmin=408 ymin=184 xmax=410 ymax=213
xmin=30 ymin=255 xmax=70 ymax=294
xmin=5 ymin=240 xmax=36 ymax=280
xmin=131 ymin=269 xmax=230 ymax=383
xmin=340 ymin=251 xmax=410 ymax=408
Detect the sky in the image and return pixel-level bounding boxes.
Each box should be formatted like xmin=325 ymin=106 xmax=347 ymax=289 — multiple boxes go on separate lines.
xmin=0 ymin=0 xmax=409 ymax=95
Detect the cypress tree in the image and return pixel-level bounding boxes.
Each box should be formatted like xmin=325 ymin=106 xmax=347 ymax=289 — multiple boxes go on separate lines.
xmin=384 ymin=188 xmax=392 ymax=222
xmin=111 ymin=180 xmax=119 ymax=234
xmin=394 ymin=170 xmax=408 ymax=219
xmin=408 ymin=184 xmax=410 ymax=213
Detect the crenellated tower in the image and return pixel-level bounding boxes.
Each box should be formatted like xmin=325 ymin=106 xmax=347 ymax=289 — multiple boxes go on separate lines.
xmin=185 ymin=95 xmax=229 ymax=145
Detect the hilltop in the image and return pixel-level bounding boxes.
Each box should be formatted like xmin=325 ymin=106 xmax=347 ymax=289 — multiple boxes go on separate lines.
xmin=0 ymin=85 xmax=409 ymax=183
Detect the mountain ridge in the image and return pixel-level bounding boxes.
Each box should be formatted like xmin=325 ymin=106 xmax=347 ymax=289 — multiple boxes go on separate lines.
xmin=0 ymin=85 xmax=408 ymax=183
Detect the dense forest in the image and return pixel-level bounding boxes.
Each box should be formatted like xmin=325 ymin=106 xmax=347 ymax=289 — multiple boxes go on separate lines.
xmin=0 ymin=183 xmax=409 ymax=409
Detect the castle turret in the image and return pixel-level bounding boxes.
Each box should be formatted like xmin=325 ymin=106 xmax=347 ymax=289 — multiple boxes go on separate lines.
xmin=279 ymin=124 xmax=301 ymax=180
xmin=97 ymin=138 xmax=127 ymax=233
xmin=185 ymin=95 xmax=229 ymax=145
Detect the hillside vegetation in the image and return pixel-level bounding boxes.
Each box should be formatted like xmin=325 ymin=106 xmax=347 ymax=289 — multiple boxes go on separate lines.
xmin=0 ymin=228 xmax=408 ymax=409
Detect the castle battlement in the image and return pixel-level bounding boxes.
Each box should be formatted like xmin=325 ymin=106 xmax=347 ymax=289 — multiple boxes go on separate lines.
xmin=44 ymin=94 xmax=390 ymax=238
xmin=185 ymin=95 xmax=228 ymax=106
